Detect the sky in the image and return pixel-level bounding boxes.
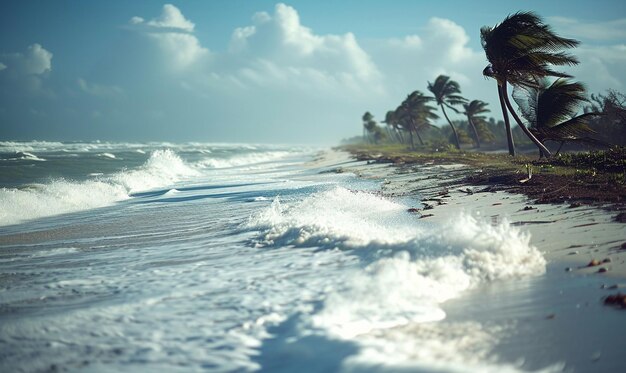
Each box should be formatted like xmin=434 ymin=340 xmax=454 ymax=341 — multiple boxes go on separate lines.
xmin=1 ymin=0 xmax=625 ymax=144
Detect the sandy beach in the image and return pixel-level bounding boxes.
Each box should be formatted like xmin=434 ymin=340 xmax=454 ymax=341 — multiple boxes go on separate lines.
xmin=324 ymin=148 xmax=626 ymax=372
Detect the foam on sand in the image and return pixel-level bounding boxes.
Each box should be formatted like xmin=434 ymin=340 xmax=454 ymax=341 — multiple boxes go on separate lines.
xmin=248 ymin=186 xmax=547 ymax=371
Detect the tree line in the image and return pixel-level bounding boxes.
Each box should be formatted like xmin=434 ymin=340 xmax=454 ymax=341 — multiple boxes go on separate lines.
xmin=359 ymin=12 xmax=626 ymax=157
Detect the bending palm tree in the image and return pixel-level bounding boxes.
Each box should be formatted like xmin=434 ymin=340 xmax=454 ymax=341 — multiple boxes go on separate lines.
xmin=463 ymin=100 xmax=490 ymax=148
xmin=481 ymin=11 xmax=580 ymax=156
xmin=396 ymin=91 xmax=439 ymax=149
xmin=427 ymin=75 xmax=467 ymax=150
xmin=382 ymin=110 xmax=404 ymax=143
xmin=513 ymin=78 xmax=602 ymax=155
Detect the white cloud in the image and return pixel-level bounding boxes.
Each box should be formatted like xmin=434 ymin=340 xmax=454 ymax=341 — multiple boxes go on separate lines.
xmin=228 ymin=3 xmax=381 ymax=84
xmin=0 ymin=43 xmax=52 ymax=76
xmin=137 ymin=4 xmax=195 ymax=32
xmin=77 ymin=78 xmax=124 ymax=98
xmin=568 ymin=44 xmax=626 ymax=93
xmin=549 ymin=16 xmax=626 ymax=41
xmin=130 ymin=4 xmax=207 ymax=70
xmin=367 ymin=17 xmax=495 ymax=114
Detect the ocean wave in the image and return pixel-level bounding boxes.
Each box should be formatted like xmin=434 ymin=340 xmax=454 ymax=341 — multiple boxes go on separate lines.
xmin=0 ymin=149 xmax=198 ymax=226
xmin=248 ymin=187 xmax=546 ymax=338
xmin=197 ymin=151 xmax=293 ymax=169
xmin=1 ymin=151 xmax=47 ymax=162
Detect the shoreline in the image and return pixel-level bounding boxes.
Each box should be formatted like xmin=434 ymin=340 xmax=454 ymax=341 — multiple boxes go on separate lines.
xmin=326 ymin=147 xmax=626 ymax=278
xmin=321 ymin=147 xmax=626 ymax=370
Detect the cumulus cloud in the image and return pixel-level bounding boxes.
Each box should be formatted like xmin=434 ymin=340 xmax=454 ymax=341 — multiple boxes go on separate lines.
xmin=222 ymin=3 xmax=382 ymax=96
xmin=0 ymin=44 xmax=53 ymax=96
xmin=0 ymin=43 xmax=52 ymax=76
xmin=367 ymin=17 xmax=495 ymax=111
xmin=129 ymin=4 xmax=207 ymax=70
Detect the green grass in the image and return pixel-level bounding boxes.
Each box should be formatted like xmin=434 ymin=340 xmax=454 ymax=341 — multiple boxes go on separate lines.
xmin=339 ymin=143 xmax=626 ymax=183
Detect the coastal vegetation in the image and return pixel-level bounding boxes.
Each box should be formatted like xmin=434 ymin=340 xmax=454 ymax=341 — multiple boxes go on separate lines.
xmin=350 ymin=11 xmax=626 ymax=207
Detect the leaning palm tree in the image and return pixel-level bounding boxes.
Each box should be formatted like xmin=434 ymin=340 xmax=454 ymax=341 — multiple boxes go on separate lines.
xmin=463 ymin=100 xmax=490 ymax=148
xmin=382 ymin=110 xmax=404 ymax=143
xmin=396 ymin=91 xmax=439 ymax=149
xmin=481 ymin=11 xmax=580 ymax=156
xmin=513 ymin=78 xmax=602 ymax=155
xmin=427 ymin=75 xmax=467 ymax=150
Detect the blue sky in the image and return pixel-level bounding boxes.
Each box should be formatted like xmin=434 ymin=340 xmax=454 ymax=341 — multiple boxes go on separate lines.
xmin=1 ymin=1 xmax=625 ymax=143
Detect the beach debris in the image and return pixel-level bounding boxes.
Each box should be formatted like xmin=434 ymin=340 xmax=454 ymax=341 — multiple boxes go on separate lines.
xmin=407 ymin=208 xmax=420 ymax=213
xmin=587 ymin=259 xmax=601 ymax=267
xmin=437 ymin=188 xmax=450 ymax=197
xmin=598 ymin=267 xmax=608 ymax=273
xmin=620 ymin=242 xmax=626 ymax=251
xmin=615 ymin=212 xmax=626 ymax=223
xmin=492 ymin=202 xmax=502 ymax=206
xmin=459 ymin=188 xmax=474 ymax=195
xmin=419 ymin=214 xmax=434 ymax=219
xmin=565 ymin=267 xmax=573 ymax=272
xmin=545 ymin=313 xmax=556 ymax=320
xmin=568 ymin=251 xmax=579 ymax=255
xmin=602 ymin=258 xmax=611 ymax=263
xmin=603 ymin=293 xmax=626 ymax=308
xmin=519 ymin=164 xmax=533 ymax=183
xmin=422 ymin=203 xmax=434 ymax=210
xmin=522 ymin=205 xmax=535 ymax=211
xmin=477 ymin=186 xmax=498 ymax=193
xmin=569 ymin=202 xmax=582 ymax=208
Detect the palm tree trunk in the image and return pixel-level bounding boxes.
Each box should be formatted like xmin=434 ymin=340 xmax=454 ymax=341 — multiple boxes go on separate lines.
xmin=497 ymin=84 xmax=515 ymax=156
xmin=467 ymin=115 xmax=481 ymax=148
xmin=502 ymin=81 xmax=552 ymax=157
xmin=411 ymin=119 xmax=424 ymax=146
xmin=396 ymin=128 xmax=404 ymax=143
xmin=408 ymin=129 xmax=415 ymax=150
xmin=441 ymin=105 xmax=461 ymax=149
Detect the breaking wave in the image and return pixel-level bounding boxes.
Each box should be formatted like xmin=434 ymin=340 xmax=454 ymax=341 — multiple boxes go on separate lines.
xmin=0 ymin=149 xmax=197 ymax=226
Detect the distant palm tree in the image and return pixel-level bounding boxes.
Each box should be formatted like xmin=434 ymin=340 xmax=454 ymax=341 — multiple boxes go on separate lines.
xmin=396 ymin=91 xmax=439 ymax=149
xmin=463 ymin=100 xmax=490 ymax=148
xmin=427 ymin=75 xmax=467 ymax=150
xmin=514 ymin=78 xmax=602 ymax=155
xmin=382 ymin=110 xmax=404 ymax=143
xmin=481 ymin=11 xmax=580 ymax=156
xmin=362 ymin=111 xmax=376 ymax=143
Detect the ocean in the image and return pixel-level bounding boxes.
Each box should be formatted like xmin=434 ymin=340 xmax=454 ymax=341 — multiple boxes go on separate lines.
xmin=0 ymin=141 xmax=550 ymax=372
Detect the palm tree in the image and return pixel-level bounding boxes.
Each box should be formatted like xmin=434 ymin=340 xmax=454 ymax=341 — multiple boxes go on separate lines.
xmin=396 ymin=91 xmax=439 ymax=149
xmin=513 ymin=78 xmax=602 ymax=155
xmin=382 ymin=110 xmax=404 ymax=143
xmin=362 ymin=111 xmax=376 ymax=143
xmin=481 ymin=11 xmax=580 ymax=156
xmin=463 ymin=100 xmax=490 ymax=148
xmin=427 ymin=75 xmax=467 ymax=150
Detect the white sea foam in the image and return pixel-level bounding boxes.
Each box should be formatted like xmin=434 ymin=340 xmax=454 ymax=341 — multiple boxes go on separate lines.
xmin=0 ymin=149 xmax=198 ymax=226
xmin=248 ymin=187 xmax=547 ymax=370
xmin=197 ymin=151 xmax=292 ymax=169
xmin=98 ymin=152 xmax=117 ymax=159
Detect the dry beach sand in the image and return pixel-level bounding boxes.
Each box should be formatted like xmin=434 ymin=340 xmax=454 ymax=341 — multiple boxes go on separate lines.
xmin=315 ymin=149 xmax=626 ymax=372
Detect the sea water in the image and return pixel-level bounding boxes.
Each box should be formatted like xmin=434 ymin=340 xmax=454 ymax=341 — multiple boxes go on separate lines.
xmin=0 ymin=141 xmax=549 ymax=372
